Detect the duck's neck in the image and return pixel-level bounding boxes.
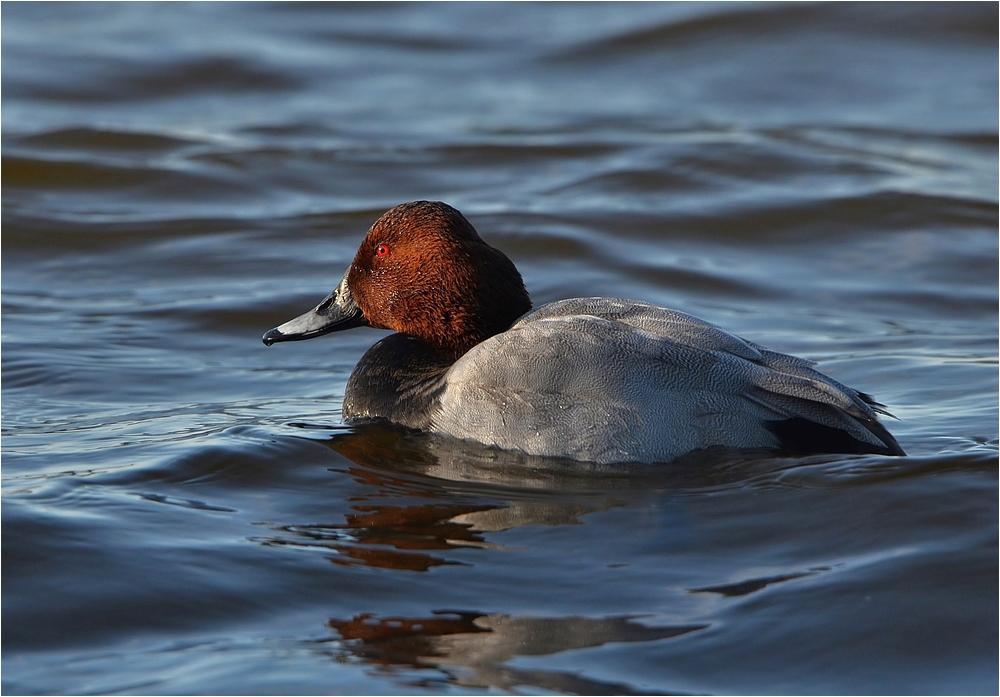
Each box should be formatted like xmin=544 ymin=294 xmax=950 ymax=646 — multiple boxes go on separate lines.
xmin=342 ymin=333 xmax=455 ymax=430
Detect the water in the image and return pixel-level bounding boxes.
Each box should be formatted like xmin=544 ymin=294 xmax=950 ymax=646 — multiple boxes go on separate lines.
xmin=3 ymin=3 xmax=997 ymax=694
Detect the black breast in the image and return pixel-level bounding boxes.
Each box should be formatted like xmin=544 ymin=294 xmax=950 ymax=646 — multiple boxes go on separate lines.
xmin=342 ymin=333 xmax=454 ymax=430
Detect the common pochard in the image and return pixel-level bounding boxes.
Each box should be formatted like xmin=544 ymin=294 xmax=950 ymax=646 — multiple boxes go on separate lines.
xmin=264 ymin=201 xmax=903 ymax=464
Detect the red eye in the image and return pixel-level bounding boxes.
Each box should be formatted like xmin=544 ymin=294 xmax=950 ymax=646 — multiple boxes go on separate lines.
xmin=376 ymin=244 xmax=390 ymax=258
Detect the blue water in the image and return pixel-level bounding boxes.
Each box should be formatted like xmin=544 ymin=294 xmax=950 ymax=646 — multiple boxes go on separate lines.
xmin=3 ymin=3 xmax=997 ymax=694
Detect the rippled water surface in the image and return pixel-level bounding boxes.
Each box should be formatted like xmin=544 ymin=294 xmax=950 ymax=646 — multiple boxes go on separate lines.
xmin=3 ymin=3 xmax=998 ymax=694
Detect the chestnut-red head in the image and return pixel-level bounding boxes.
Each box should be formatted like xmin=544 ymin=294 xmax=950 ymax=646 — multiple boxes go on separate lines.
xmin=263 ymin=201 xmax=532 ymax=358
xmin=348 ymin=201 xmax=531 ymax=356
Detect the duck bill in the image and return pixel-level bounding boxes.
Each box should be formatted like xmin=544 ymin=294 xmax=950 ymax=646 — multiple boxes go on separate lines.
xmin=262 ymin=274 xmax=367 ymax=346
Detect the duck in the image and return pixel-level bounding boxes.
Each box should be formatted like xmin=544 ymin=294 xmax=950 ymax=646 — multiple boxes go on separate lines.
xmin=263 ymin=201 xmax=903 ymax=464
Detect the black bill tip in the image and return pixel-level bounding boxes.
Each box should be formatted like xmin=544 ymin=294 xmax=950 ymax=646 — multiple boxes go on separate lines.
xmin=262 ymin=327 xmax=284 ymax=346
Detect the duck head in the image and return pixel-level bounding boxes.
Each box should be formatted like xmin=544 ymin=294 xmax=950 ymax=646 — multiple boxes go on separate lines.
xmin=263 ymin=201 xmax=532 ymax=357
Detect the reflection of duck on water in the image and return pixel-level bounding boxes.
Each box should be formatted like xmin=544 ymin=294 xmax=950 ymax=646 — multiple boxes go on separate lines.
xmin=329 ymin=610 xmax=704 ymax=694
xmin=264 ymin=424 xmax=839 ymax=572
xmin=266 ymin=501 xmax=611 ymax=572
xmin=258 ymin=427 xmax=631 ymax=572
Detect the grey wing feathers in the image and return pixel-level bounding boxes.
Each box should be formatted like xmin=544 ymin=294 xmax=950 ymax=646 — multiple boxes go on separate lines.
xmin=516 ymin=298 xmax=900 ymax=454
xmin=515 ymin=298 xmax=765 ymax=362
xmin=748 ymin=347 xmax=900 ymax=448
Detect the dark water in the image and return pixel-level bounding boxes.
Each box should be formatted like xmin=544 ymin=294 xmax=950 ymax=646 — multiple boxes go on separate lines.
xmin=3 ymin=3 xmax=997 ymax=694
